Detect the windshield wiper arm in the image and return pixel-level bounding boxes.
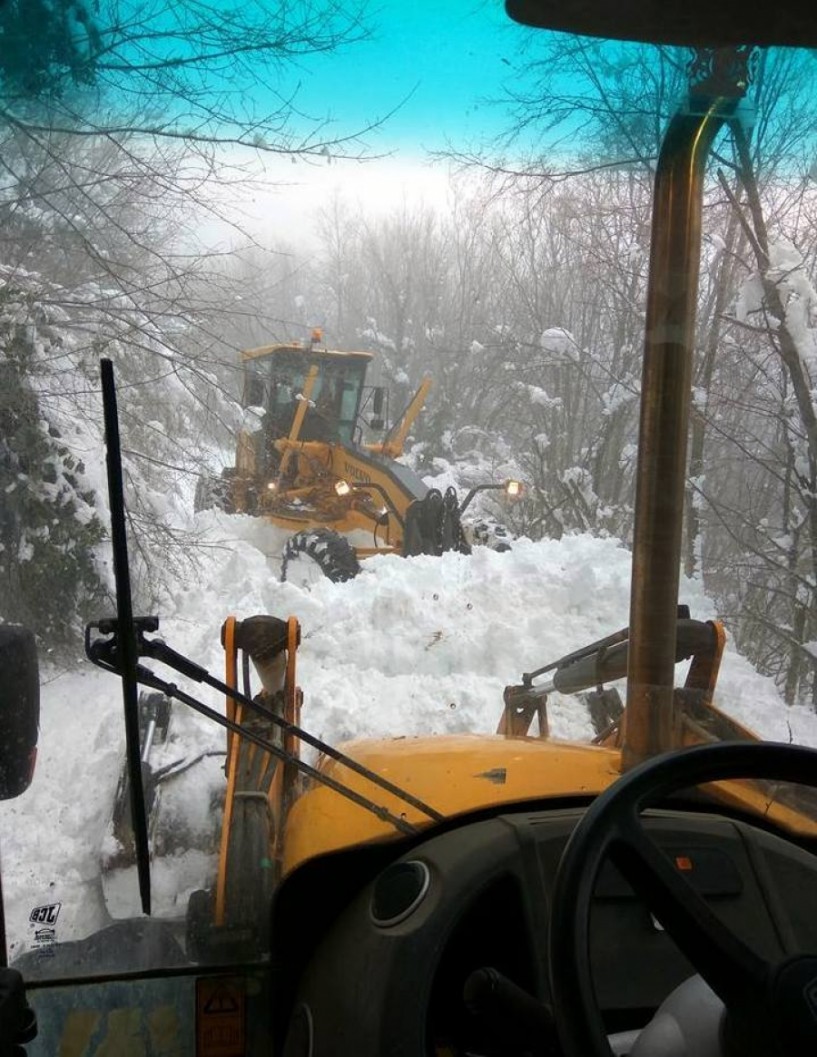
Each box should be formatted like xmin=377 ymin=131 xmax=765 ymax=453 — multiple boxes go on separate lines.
xmin=100 ymin=359 xmax=151 ymax=916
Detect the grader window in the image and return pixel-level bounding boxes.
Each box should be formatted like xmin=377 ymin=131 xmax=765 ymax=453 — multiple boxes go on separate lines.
xmin=339 ymin=380 xmax=359 ymax=423
xmin=242 ymin=369 xmax=266 ymax=409
xmin=335 ymin=363 xmax=367 ymax=443
xmin=304 ymin=359 xmax=368 ymax=445
xmin=269 ymin=354 xmax=308 ymax=406
xmin=243 ymin=353 xmax=368 ymax=445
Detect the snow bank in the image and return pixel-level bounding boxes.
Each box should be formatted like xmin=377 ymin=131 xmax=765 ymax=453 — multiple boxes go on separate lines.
xmin=2 ymin=516 xmax=816 ymax=957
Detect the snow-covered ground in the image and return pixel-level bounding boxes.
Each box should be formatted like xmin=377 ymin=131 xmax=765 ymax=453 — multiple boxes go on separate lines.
xmin=3 ymin=511 xmax=817 ymax=963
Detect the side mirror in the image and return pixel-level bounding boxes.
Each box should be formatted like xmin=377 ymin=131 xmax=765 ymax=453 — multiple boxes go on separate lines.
xmin=369 ymin=387 xmax=386 ymax=430
xmin=0 ymin=627 xmax=40 ymax=800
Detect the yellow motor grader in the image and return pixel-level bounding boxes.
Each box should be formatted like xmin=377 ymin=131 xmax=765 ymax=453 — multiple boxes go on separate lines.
xmin=195 ymin=331 xmax=519 ymax=582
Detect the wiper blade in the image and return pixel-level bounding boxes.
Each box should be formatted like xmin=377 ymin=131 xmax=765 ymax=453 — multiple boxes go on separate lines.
xmin=99 ymin=359 xmax=151 ymax=915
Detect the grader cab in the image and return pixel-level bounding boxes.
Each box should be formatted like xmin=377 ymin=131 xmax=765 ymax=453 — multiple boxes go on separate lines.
xmin=239 ymin=335 xmax=376 ymax=456
xmin=196 ymin=331 xmax=517 ymax=583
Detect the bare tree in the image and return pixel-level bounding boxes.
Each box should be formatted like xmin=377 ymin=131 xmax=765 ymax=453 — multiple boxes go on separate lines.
xmin=463 ymin=40 xmax=817 ymax=706
xmin=0 ymin=0 xmax=378 ymax=644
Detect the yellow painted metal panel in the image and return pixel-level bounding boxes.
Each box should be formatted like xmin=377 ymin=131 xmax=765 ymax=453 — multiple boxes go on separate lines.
xmin=282 ymin=736 xmax=623 ymax=874
xmin=280 ymin=730 xmax=817 ymax=874
xmin=241 ymin=343 xmax=372 ymax=363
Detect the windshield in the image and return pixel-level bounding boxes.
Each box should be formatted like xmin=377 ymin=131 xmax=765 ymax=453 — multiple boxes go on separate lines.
xmin=1 ymin=1 xmax=817 ymax=990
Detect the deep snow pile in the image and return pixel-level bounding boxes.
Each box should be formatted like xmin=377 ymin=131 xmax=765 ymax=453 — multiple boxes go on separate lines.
xmin=2 ymin=511 xmax=817 ymax=960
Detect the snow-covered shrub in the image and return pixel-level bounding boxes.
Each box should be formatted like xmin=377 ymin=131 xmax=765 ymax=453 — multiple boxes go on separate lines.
xmin=0 ymin=281 xmax=106 ymax=649
xmin=0 ymin=257 xmax=244 ymax=651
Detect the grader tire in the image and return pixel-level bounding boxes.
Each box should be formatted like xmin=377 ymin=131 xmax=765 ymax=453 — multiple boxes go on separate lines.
xmin=281 ymin=529 xmax=361 ymax=585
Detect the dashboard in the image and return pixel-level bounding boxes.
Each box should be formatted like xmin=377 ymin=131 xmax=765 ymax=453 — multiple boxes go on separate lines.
xmin=16 ymin=801 xmax=817 ymax=1055
xmin=280 ymin=807 xmax=817 ymax=1056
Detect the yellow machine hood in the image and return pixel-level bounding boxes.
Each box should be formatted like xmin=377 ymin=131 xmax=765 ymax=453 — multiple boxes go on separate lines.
xmin=282 ymin=734 xmax=622 ymax=874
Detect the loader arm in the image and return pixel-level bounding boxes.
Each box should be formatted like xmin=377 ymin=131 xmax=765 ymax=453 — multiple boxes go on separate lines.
xmin=367 ymin=376 xmax=431 ymax=459
xmin=214 ymin=616 xmax=300 ymax=934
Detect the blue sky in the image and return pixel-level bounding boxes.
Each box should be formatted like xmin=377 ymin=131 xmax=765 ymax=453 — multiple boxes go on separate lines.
xmin=196 ymin=0 xmax=544 ymax=247
xmin=276 ymin=0 xmax=537 ymax=157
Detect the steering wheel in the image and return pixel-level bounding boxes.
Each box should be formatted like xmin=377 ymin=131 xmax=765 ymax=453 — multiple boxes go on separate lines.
xmin=548 ymin=741 xmax=817 ymax=1057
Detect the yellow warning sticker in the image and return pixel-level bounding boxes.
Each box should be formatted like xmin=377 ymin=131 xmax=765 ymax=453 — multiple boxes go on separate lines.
xmin=196 ymin=977 xmax=246 ymax=1057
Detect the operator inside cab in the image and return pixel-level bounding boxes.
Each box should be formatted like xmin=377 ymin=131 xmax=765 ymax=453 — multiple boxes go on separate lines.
xmin=300 ymin=379 xmax=341 ymax=443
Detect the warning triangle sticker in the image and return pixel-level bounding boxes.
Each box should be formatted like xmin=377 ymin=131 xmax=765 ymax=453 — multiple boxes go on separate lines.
xmin=204 ymin=987 xmax=240 ymax=1015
